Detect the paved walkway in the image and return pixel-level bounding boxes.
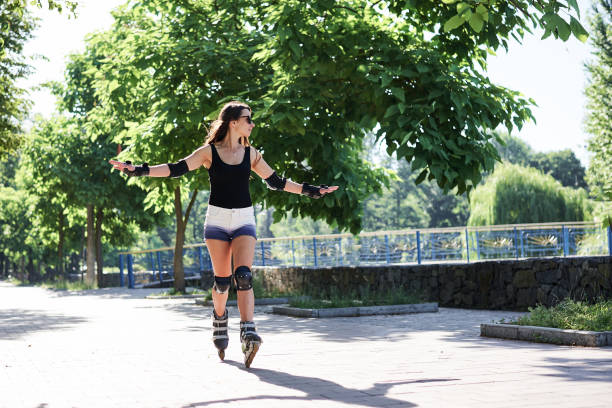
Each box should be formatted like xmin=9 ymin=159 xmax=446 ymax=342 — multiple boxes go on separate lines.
xmin=1 ymin=281 xmax=611 ymax=408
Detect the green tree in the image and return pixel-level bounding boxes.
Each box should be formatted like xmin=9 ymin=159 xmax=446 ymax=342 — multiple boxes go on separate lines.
xmin=492 ymin=131 xmax=534 ymax=167
xmin=584 ymin=0 xmax=612 ymax=226
xmin=468 ymin=163 xmax=591 ymax=225
xmin=50 ymin=47 xmax=165 ymax=286
xmin=0 ymin=186 xmax=33 ymax=280
xmin=529 ymin=149 xmax=587 ymax=189
xmin=0 ymin=0 xmax=77 ymax=157
xmin=17 ymin=116 xmax=159 ymax=284
xmin=82 ymin=0 xmax=586 ymax=290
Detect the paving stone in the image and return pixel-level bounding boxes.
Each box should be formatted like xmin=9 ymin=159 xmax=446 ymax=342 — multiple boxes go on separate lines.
xmin=1 ymin=281 xmax=612 ymax=408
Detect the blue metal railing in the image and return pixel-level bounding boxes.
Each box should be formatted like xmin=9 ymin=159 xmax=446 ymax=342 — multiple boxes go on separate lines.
xmin=117 ymin=222 xmax=612 ymax=287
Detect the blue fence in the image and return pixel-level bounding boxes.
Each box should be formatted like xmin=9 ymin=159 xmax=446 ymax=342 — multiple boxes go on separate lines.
xmin=118 ymin=222 xmax=612 ymax=288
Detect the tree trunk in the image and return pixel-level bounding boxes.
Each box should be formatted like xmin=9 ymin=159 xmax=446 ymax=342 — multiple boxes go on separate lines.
xmin=58 ymin=209 xmax=65 ymax=279
xmin=86 ymin=204 xmax=95 ymax=284
xmin=172 ymin=187 xmax=198 ymax=293
xmin=26 ymin=248 xmax=35 ymax=283
xmin=19 ymin=256 xmax=26 ymax=282
xmin=95 ymin=207 xmax=104 ymax=288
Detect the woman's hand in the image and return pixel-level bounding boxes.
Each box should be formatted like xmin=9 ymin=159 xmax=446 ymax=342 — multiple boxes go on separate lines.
xmin=319 ymin=185 xmax=339 ymax=196
xmin=108 ymin=160 xmax=149 ymax=177
xmin=301 ymin=183 xmax=340 ymax=198
xmin=109 ymin=159 xmax=135 ymax=173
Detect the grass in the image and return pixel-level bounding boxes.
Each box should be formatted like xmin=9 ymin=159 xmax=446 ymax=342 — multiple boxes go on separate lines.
xmin=288 ymin=287 xmax=425 ymax=309
xmin=8 ymin=277 xmax=98 ymax=291
xmin=154 ymin=287 xmax=208 ymax=297
xmin=510 ymin=298 xmax=612 ymax=332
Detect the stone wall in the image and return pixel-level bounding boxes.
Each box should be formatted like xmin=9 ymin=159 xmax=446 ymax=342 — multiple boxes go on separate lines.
xmin=102 ymin=271 xmax=214 ymax=288
xmin=252 ymin=256 xmax=612 ymax=310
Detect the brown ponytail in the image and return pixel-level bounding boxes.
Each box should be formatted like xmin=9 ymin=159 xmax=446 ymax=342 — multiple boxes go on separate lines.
xmin=205 ymin=101 xmax=251 ymax=146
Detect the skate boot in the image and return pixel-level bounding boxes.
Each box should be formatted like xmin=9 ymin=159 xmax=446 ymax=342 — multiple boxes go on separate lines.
xmin=212 ymin=309 xmax=229 ymax=360
xmin=240 ymin=321 xmax=262 ymax=368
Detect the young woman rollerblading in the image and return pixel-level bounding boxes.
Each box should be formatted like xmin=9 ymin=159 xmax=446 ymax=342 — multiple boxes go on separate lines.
xmin=110 ymin=101 xmax=338 ymax=368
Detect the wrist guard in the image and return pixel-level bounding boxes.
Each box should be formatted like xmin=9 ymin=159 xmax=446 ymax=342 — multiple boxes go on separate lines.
xmin=301 ymin=183 xmax=328 ymax=199
xmin=122 ymin=161 xmax=149 ymax=177
xmin=265 ymin=171 xmax=287 ymax=191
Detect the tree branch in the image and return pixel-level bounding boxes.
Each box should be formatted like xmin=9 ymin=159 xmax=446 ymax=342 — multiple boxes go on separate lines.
xmin=333 ymin=5 xmax=360 ymax=15
xmin=508 ymin=0 xmax=532 ymax=19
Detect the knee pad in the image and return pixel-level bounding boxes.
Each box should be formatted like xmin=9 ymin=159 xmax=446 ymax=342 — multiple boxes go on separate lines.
xmin=234 ymin=266 xmax=253 ymax=291
xmin=213 ymin=276 xmax=232 ymax=294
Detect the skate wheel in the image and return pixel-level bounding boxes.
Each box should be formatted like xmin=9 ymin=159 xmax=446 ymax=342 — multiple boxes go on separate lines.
xmin=218 ymin=349 xmax=225 ymax=361
xmin=244 ymin=342 xmax=260 ymax=368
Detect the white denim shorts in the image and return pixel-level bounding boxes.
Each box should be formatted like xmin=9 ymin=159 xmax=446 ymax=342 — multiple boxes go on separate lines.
xmin=204 ymin=205 xmax=257 ymax=242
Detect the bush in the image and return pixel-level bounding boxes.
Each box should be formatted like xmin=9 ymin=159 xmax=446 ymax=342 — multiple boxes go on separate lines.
xmin=512 ymin=298 xmax=612 ymax=331
xmin=469 ymin=163 xmax=592 ymax=226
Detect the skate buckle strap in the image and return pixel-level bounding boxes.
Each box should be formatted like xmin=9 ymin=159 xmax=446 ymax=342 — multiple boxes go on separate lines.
xmin=213 ymin=310 xmax=229 ymax=340
xmin=240 ymin=321 xmax=256 ymax=332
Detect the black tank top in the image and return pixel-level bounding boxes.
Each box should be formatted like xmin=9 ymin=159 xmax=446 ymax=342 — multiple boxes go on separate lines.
xmin=207 ymin=144 xmax=252 ymax=208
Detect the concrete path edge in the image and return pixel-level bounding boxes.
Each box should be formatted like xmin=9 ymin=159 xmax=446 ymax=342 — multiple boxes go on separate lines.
xmin=195 ymin=297 xmax=290 ymax=306
xmin=272 ymin=302 xmax=439 ymax=318
xmin=481 ymin=323 xmax=612 ymax=347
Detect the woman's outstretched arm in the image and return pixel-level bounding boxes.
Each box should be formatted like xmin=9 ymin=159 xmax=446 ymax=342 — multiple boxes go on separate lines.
xmin=109 ymin=145 xmax=211 ymax=178
xmin=250 ymin=147 xmax=338 ymax=198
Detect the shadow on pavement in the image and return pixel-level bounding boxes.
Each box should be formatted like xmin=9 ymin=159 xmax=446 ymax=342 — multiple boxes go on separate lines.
xmin=46 ymin=287 xmax=165 ymax=300
xmin=184 ymin=360 xmax=458 ymax=407
xmin=0 ymin=309 xmax=88 ymax=340
xmin=534 ymin=356 xmax=612 ymax=382
xmin=160 ymin=301 xmax=529 ymax=346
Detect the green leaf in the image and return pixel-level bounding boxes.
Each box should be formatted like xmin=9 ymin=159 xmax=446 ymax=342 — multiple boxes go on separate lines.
xmin=444 ymin=15 xmax=466 ymax=32
xmin=164 ymin=123 xmax=173 ymax=134
xmin=550 ymin=15 xmax=571 ymax=41
xmin=442 ymin=0 xmax=458 ymax=3
xmin=468 ymin=13 xmax=484 ymax=33
xmin=384 ymin=105 xmax=399 ymax=119
xmin=570 ymin=16 xmax=588 ymax=43
xmin=415 ymin=169 xmax=428 ymax=184
xmin=390 ymin=87 xmax=405 ymax=103
xmin=476 ymin=4 xmax=488 ymax=22
xmin=457 ymin=3 xmax=470 ymax=15
xmin=567 ymin=0 xmax=580 ymax=18
xmin=381 ymin=74 xmax=393 ymax=88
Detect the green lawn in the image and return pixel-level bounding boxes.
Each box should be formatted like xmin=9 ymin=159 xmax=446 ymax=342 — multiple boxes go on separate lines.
xmin=511 ymin=299 xmax=612 ymax=332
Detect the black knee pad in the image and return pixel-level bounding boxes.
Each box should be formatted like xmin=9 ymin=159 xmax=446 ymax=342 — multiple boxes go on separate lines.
xmin=234 ymin=266 xmax=253 ymax=291
xmin=213 ymin=276 xmax=232 ymax=294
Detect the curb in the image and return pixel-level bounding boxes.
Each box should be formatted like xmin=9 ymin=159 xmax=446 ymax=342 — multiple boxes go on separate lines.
xmin=145 ymin=294 xmax=204 ymax=299
xmin=480 ymin=323 xmax=612 ymax=347
xmin=272 ymin=302 xmax=438 ymax=318
xmin=195 ymin=297 xmax=290 ymax=306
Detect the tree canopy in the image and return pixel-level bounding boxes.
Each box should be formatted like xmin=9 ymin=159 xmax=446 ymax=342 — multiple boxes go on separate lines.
xmin=584 ymin=0 xmax=611 ymax=226
xmin=0 ymin=0 xmax=77 ymax=157
xmin=84 ymin=0 xmax=589 ymax=235
xmin=468 ymin=163 xmax=591 ymax=225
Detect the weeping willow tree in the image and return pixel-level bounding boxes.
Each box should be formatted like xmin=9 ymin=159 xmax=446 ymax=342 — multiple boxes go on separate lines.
xmin=468 ymin=163 xmax=592 ymax=226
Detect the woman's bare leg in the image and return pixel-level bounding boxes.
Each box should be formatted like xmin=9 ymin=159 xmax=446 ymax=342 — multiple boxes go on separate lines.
xmin=206 ymin=239 xmax=232 ymax=317
xmin=231 ymin=235 xmax=256 ymax=321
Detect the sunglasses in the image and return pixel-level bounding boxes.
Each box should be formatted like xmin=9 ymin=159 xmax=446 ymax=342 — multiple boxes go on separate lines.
xmin=239 ymin=115 xmax=254 ymax=124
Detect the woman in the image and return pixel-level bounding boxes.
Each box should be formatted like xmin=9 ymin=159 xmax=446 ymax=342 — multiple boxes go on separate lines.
xmin=109 ymin=101 xmax=338 ymax=367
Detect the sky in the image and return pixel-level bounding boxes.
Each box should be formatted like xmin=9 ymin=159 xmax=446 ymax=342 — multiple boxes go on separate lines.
xmin=18 ymin=0 xmax=596 ymax=166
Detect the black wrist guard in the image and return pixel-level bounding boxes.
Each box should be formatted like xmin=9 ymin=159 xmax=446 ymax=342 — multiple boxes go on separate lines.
xmin=301 ymin=183 xmax=328 ymax=199
xmin=122 ymin=161 xmax=149 ymax=177
xmin=265 ymin=171 xmax=287 ymax=191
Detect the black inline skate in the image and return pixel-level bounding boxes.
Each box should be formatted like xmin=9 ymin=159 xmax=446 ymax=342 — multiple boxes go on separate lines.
xmin=212 ymin=309 xmax=229 ymax=360
xmin=240 ymin=321 xmax=262 ymax=368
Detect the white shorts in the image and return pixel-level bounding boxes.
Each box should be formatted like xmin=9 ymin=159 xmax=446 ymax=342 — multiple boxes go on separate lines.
xmin=204 ymin=205 xmax=257 ymax=242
